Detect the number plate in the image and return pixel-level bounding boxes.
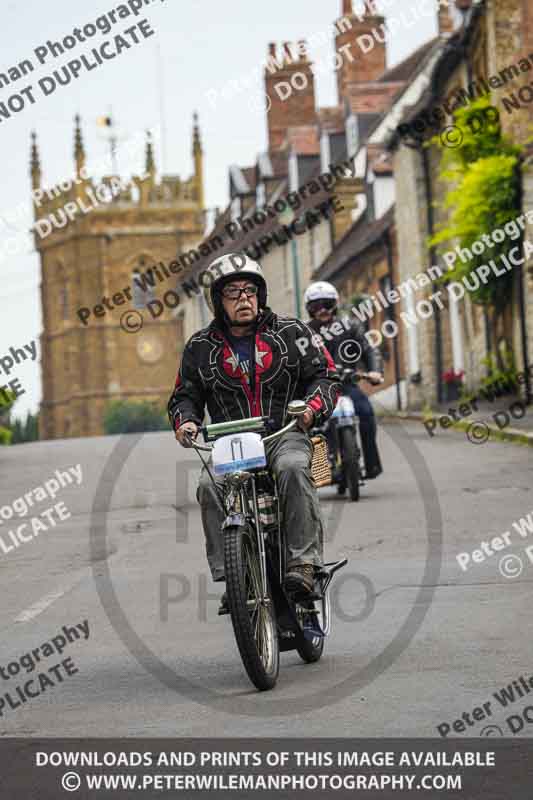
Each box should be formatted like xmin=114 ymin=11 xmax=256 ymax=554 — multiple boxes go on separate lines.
xmin=332 ymin=396 xmax=355 ymax=418
xmin=212 ymin=432 xmax=267 ymax=475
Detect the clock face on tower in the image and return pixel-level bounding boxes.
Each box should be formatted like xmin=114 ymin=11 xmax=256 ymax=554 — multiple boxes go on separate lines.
xmin=137 ymin=334 xmax=163 ymax=364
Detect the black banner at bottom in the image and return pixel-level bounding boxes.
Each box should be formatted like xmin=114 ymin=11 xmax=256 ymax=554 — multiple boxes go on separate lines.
xmin=0 ymin=738 xmax=530 ymax=799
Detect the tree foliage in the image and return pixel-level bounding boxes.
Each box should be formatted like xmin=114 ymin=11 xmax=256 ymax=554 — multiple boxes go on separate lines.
xmin=104 ymin=399 xmax=169 ymax=434
xmin=429 ymin=96 xmax=522 ymax=311
xmin=10 ymin=411 xmax=39 ymax=444
xmin=0 ymin=391 xmax=40 ymax=445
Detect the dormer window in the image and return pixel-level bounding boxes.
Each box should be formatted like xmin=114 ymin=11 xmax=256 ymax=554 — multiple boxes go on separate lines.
xmin=288 ymin=152 xmax=299 ymax=192
xmin=346 ymin=114 xmax=358 ymax=158
xmin=320 ymin=132 xmax=331 ymax=173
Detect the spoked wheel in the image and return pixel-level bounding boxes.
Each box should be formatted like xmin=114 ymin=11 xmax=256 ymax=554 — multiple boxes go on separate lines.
xmin=338 ymin=426 xmax=360 ymax=502
xmin=224 ymin=524 xmax=279 ymax=691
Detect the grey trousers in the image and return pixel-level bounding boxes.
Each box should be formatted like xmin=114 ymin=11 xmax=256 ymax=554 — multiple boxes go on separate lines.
xmin=197 ymin=430 xmax=324 ymax=582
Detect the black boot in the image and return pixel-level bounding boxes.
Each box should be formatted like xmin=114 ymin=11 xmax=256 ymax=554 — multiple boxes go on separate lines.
xmin=218 ymin=591 xmax=229 ymax=615
xmin=284 ymin=564 xmax=315 ymax=595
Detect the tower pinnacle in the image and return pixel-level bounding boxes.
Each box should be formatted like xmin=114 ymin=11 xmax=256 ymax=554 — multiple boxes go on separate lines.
xmin=145 ymin=129 xmax=156 ymax=176
xmin=192 ymin=112 xmax=204 ymax=208
xmin=74 ymin=114 xmax=85 ymax=177
xmin=30 ymin=131 xmax=41 ymax=191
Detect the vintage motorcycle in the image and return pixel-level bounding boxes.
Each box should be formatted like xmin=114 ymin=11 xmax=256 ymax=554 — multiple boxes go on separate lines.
xmin=187 ymin=401 xmax=347 ymax=691
xmin=315 ymin=370 xmax=383 ymax=502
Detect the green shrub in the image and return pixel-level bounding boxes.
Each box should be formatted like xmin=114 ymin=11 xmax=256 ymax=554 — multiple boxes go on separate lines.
xmin=429 ymin=96 xmax=522 ymax=312
xmin=104 ymin=399 xmax=169 ymax=434
xmin=479 ymin=351 xmax=519 ymax=396
xmin=0 ymin=427 xmax=12 ymax=445
xmin=10 ymin=411 xmax=39 ymax=444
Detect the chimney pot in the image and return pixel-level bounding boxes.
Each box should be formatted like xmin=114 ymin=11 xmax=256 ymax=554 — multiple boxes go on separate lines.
xmin=342 ymin=0 xmax=352 ymax=14
xmin=268 ymin=42 xmax=276 ymax=56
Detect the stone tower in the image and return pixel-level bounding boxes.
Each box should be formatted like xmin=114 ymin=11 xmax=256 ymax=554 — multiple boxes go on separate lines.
xmin=33 ymin=115 xmax=205 ymax=439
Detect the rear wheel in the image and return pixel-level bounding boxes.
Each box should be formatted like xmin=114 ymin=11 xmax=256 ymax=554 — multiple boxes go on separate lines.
xmin=224 ymin=524 xmax=279 ymax=690
xmin=338 ymin=426 xmax=360 ymax=502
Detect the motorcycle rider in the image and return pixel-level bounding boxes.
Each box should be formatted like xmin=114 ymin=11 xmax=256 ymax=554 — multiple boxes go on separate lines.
xmin=168 ymin=254 xmax=340 ymax=603
xmin=305 ymin=281 xmax=384 ymax=479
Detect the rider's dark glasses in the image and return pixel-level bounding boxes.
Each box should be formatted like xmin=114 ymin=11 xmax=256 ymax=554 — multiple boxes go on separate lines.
xmin=221 ymin=284 xmax=259 ymax=300
xmin=308 ymin=299 xmax=336 ymax=313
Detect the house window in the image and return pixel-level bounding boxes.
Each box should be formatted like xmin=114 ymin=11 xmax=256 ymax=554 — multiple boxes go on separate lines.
xmin=256 ymin=183 xmax=265 ymax=209
xmin=320 ymin=132 xmax=331 ymax=173
xmin=379 ymin=275 xmax=393 ymax=319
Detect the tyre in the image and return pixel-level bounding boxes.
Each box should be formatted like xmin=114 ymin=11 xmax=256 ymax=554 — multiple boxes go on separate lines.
xmin=224 ymin=524 xmax=279 ymax=691
xmin=296 ymin=632 xmax=324 ymax=663
xmin=338 ymin=426 xmax=360 ymax=502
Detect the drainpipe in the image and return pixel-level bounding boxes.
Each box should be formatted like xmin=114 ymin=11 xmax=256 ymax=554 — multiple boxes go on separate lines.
xmin=291 ymin=236 xmax=302 ymax=319
xmin=464 ymin=56 xmax=493 ymax=367
xmin=421 ymin=146 xmax=444 ymax=404
xmin=384 ymin=228 xmax=402 ymax=410
xmin=517 ymin=161 xmax=532 ymax=403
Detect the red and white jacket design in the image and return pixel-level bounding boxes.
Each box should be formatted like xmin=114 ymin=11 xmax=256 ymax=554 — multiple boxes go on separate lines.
xmin=168 ymin=308 xmax=340 ymax=432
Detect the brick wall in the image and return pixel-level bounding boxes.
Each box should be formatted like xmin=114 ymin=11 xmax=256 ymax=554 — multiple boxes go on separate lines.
xmin=264 ymin=42 xmax=317 ymax=151
xmin=334 ymin=6 xmax=386 ymax=103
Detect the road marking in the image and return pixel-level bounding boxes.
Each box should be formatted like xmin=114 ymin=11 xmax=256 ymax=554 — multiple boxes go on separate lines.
xmin=14 ymin=575 xmax=85 ymax=623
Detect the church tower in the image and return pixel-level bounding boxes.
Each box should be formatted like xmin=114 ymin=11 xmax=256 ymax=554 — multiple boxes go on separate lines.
xmin=34 ymin=116 xmax=205 ymax=439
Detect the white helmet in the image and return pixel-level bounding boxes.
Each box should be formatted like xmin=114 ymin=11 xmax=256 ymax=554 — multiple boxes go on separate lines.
xmin=304 ymin=281 xmax=339 ymax=311
xmin=204 ymin=252 xmax=267 ymax=319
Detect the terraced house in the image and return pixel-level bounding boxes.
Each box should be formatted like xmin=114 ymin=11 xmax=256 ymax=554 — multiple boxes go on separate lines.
xmin=177 ymin=0 xmax=533 ymax=411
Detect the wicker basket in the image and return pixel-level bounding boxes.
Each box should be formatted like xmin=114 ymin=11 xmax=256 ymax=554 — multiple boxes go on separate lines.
xmin=310 ymin=435 xmax=332 ymax=487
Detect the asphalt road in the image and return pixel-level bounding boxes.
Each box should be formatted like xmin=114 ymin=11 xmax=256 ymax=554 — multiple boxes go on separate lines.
xmin=0 ymin=421 xmax=531 ymax=738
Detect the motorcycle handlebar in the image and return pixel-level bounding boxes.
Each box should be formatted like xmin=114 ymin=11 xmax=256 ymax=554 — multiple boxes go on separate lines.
xmin=185 ymin=417 xmax=300 ymax=452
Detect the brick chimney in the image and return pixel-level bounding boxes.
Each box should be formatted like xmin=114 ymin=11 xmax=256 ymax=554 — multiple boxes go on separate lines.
xmin=438 ymin=0 xmax=472 ymax=36
xmin=264 ymin=41 xmax=316 ymax=152
xmin=335 ymin=1 xmax=386 ymax=104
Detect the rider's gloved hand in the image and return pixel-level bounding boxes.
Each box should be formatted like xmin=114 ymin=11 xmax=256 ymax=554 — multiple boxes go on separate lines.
xmin=176 ymin=420 xmax=199 ymax=447
xmin=367 ymin=371 xmax=384 ymax=386
xmin=297 ymin=407 xmax=315 ymax=431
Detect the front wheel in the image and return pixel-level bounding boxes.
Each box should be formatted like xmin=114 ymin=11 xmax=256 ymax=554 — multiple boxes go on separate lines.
xmin=338 ymin=426 xmax=360 ymax=502
xmin=224 ymin=524 xmax=279 ymax=691
xmin=296 ymin=632 xmax=324 ymax=663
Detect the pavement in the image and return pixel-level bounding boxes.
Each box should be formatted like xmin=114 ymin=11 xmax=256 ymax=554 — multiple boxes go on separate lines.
xmin=0 ymin=421 xmax=532 ymax=737
xmin=377 ymin=393 xmax=533 ymax=447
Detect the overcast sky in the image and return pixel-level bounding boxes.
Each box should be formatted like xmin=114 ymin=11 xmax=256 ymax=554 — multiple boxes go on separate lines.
xmin=0 ymin=0 xmax=436 ymax=418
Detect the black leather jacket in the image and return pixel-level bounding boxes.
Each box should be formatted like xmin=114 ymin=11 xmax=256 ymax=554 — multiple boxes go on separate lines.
xmin=168 ymin=307 xmax=340 ymax=432
xmin=307 ymin=314 xmax=383 ymax=373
